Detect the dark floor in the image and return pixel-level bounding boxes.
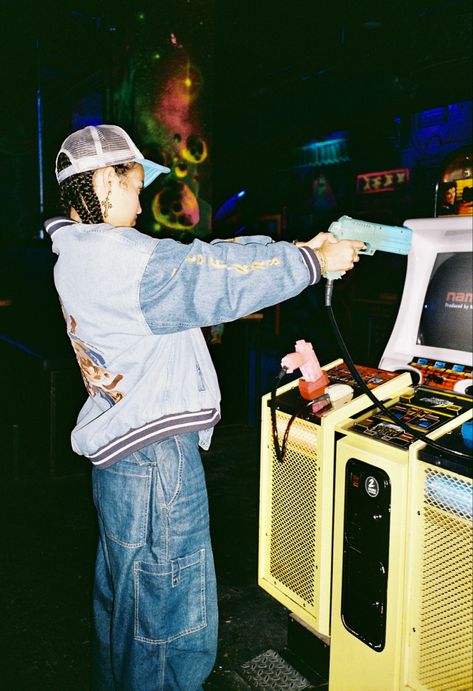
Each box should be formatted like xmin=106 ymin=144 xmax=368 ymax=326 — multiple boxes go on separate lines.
xmin=1 ymin=422 xmax=304 ymax=691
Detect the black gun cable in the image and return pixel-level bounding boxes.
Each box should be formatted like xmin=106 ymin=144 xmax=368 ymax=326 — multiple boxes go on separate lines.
xmin=324 ymin=279 xmax=472 ymax=460
xmin=270 ymin=372 xmax=331 ymax=463
xmin=270 ymin=369 xmax=287 ymax=463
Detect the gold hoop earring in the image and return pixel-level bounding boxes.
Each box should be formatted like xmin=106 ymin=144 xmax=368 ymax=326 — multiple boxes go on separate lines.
xmin=101 ymin=182 xmax=112 ymax=220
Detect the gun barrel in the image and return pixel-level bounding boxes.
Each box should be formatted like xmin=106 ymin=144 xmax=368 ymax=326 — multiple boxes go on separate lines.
xmin=332 ymin=215 xmax=412 ymax=256
xmin=363 ymin=226 xmax=412 ymax=255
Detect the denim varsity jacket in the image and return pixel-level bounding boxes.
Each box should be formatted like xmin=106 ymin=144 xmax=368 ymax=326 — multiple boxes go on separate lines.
xmin=45 ymin=217 xmax=322 ymax=468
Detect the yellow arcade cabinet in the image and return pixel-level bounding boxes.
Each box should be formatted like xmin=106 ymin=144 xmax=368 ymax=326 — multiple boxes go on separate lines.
xmin=328 ymin=215 xmax=473 ymax=690
xmin=329 ymin=400 xmax=472 ymax=690
xmin=258 ymin=215 xmax=472 ymax=689
xmin=258 ymin=361 xmax=411 ymax=638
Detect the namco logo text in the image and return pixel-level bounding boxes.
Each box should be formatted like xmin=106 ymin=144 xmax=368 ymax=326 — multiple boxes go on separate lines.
xmin=446 ymin=292 xmax=473 ymax=303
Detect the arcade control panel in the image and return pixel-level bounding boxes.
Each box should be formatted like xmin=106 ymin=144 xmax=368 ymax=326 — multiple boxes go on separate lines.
xmin=345 ymin=354 xmax=473 ymax=481
xmin=328 ymin=362 xmax=401 ymax=390
xmin=272 ymin=362 xmax=404 ymax=421
xmin=350 ymin=387 xmax=472 ymax=451
xmin=408 ymin=356 xmax=473 ymax=396
xmin=271 ymin=360 xmax=472 ymax=464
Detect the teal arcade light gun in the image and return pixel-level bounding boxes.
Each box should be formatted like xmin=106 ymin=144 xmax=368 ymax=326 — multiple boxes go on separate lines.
xmin=324 ymin=215 xmax=413 ymax=282
xmin=321 ymin=214 xmax=470 ymax=461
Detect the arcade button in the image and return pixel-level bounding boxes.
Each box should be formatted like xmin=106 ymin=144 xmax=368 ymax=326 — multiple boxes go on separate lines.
xmin=461 ymin=419 xmax=473 ymax=449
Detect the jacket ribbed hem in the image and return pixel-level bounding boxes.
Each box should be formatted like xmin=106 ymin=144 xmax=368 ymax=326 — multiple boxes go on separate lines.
xmin=85 ymin=409 xmax=220 ymax=468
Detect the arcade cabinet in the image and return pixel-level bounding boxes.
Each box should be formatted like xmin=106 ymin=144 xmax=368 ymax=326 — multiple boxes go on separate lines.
xmin=258 ymin=215 xmax=472 ymax=690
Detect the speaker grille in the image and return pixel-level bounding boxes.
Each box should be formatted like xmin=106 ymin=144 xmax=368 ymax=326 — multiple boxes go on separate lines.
xmin=416 ymin=468 xmax=473 ymax=691
xmin=269 ymin=413 xmax=319 ymax=608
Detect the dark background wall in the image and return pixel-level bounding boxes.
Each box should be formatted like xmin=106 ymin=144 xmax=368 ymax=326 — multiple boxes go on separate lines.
xmin=212 ymin=0 xmax=472 ymax=215
xmin=0 ymin=0 xmax=471 ymax=461
xmin=0 ymin=0 xmax=471 ymax=244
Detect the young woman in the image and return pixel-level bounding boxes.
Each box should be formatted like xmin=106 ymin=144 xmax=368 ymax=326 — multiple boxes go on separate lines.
xmin=46 ymin=124 xmax=363 ymax=690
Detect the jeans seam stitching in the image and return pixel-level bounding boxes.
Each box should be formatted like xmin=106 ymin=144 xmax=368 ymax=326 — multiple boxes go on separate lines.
xmin=163 ymin=509 xmax=169 ymax=563
xmin=201 ymin=547 xmax=207 ymax=625
xmin=134 ymin=621 xmax=207 ymax=645
xmin=134 ymin=561 xmax=140 ymax=639
xmin=142 ymin=468 xmax=151 ymax=545
xmin=135 ymin=555 xmax=201 ymax=575
xmin=105 ymin=535 xmax=146 ymax=548
xmin=165 ymin=435 xmax=184 ymax=510
xmin=160 ymin=644 xmax=166 ymax=690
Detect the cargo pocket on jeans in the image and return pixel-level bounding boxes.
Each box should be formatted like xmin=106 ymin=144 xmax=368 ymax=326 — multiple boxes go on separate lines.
xmin=134 ymin=548 xmax=207 ymax=644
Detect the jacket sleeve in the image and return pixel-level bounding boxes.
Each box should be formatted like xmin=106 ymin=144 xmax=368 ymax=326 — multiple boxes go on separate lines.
xmin=139 ymin=235 xmax=321 ymax=334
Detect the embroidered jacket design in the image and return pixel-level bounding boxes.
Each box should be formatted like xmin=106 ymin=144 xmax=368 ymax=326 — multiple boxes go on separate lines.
xmin=66 ymin=313 xmax=124 ymax=405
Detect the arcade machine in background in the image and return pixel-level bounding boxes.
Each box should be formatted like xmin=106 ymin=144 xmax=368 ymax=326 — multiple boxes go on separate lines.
xmin=258 ymin=154 xmax=472 ymax=689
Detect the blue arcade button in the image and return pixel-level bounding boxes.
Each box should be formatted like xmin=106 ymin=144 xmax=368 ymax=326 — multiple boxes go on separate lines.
xmin=461 ymin=419 xmax=473 ymax=449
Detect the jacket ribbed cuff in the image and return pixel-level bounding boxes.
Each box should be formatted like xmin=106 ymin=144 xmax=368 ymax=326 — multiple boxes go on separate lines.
xmin=298 ymin=246 xmax=321 ymax=285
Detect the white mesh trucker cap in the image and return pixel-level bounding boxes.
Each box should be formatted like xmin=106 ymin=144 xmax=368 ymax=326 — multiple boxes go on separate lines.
xmin=55 ymin=124 xmax=170 ymax=187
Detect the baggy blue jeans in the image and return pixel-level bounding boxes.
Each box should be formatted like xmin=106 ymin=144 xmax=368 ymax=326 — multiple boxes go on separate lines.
xmin=91 ymin=433 xmax=218 ymax=690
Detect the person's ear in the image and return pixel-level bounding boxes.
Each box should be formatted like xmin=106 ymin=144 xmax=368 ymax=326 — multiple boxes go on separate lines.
xmin=93 ymin=166 xmax=116 ymax=197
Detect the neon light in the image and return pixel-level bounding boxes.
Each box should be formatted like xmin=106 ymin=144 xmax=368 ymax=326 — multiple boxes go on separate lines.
xmin=299 ymin=137 xmax=350 ymax=166
xmin=215 ymin=190 xmax=247 ymax=221
xmin=356 ymin=168 xmax=410 ymax=194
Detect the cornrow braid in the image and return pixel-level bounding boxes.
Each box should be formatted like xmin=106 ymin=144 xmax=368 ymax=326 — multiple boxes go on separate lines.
xmin=57 ymin=153 xmax=103 ymax=223
xmin=56 ymin=154 xmax=136 ymax=224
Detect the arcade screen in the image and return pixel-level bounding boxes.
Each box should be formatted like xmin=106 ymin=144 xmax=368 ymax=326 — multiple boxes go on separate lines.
xmin=417 ymin=252 xmax=473 ymax=353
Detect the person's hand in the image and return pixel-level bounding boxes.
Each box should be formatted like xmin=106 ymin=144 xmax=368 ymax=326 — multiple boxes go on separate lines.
xmin=294 ymin=232 xmax=336 ymax=250
xmin=316 ymin=238 xmax=366 ymax=274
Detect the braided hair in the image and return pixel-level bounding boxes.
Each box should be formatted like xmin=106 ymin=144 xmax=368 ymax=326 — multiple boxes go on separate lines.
xmin=56 ymin=153 xmax=135 ymax=224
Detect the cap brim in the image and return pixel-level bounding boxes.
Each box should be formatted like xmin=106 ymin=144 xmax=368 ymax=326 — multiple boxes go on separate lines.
xmin=139 ymin=159 xmax=171 ymax=187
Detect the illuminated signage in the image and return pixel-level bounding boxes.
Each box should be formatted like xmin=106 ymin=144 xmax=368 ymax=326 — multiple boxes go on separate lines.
xmin=299 ymin=137 xmax=350 ymax=167
xmin=356 ymin=168 xmax=410 ymax=194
